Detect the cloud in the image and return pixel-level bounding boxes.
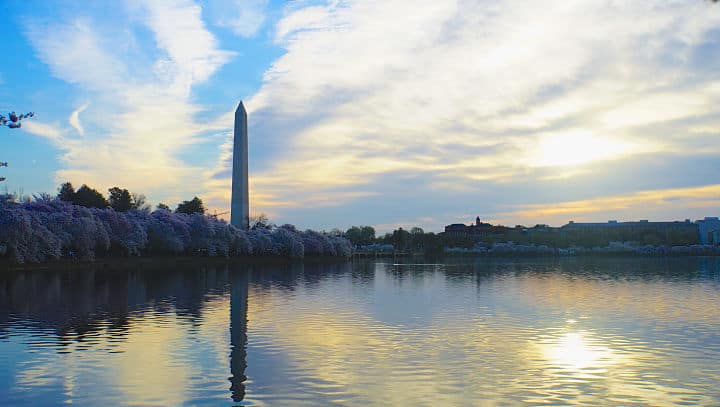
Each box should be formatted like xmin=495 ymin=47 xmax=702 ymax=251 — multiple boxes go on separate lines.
xmin=128 ymin=0 xmax=234 ymax=90
xmin=68 ymin=104 xmax=88 ymax=136
xmin=20 ymin=0 xmax=720 ymax=229
xmin=22 ymin=121 xmax=64 ymax=145
xmin=496 ymin=183 xmax=720 ymax=226
xmin=25 ymin=1 xmax=234 ymax=205
xmin=206 ymin=0 xmax=269 ymax=37
xmin=213 ymin=0 xmax=720 ymax=227
xmin=25 ymin=18 xmax=127 ymax=93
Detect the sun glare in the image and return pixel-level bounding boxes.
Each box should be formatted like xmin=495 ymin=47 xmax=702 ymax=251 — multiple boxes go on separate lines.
xmin=541 ymin=331 xmax=614 ymax=370
xmin=533 ymin=131 xmax=629 ymax=167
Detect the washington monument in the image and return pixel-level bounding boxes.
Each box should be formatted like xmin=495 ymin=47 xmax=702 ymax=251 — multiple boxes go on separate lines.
xmin=231 ymin=101 xmax=249 ymax=230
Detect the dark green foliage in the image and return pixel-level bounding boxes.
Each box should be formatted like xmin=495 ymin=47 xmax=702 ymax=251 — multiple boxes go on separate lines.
xmin=108 ymin=187 xmax=133 ymax=212
xmin=391 ymin=227 xmax=411 ymax=250
xmin=344 ymin=225 xmax=376 ymax=245
xmin=374 ymin=227 xmax=442 ymax=254
xmin=373 ymin=221 xmax=701 ymax=255
xmin=73 ymin=185 xmax=109 ymax=209
xmin=57 ymin=182 xmax=76 ymax=202
xmin=156 ymin=203 xmax=171 ymax=211
xmin=176 ymin=196 xmax=205 ymax=215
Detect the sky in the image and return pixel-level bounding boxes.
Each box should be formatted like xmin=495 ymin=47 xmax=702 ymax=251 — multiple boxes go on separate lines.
xmin=1 ymin=0 xmax=719 ymax=233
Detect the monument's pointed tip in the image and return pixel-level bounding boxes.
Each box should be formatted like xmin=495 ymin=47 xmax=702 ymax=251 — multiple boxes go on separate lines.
xmin=236 ymin=101 xmax=246 ymax=113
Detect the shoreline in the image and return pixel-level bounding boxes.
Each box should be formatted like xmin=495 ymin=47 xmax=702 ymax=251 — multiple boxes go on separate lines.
xmin=0 ymin=255 xmax=352 ymax=272
xmin=5 ymin=252 xmax=720 ymax=272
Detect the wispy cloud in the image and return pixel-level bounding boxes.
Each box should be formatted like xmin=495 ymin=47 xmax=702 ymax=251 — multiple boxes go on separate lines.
xmin=68 ymin=104 xmax=88 ymax=136
xmin=23 ymin=121 xmax=64 ymax=145
xmin=206 ymin=0 xmax=269 ymax=37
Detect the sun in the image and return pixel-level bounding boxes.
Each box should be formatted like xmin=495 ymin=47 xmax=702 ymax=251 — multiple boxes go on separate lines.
xmin=533 ymin=131 xmax=630 ymax=167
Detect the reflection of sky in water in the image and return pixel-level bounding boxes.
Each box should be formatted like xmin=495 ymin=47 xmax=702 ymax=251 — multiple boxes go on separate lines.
xmin=0 ymin=258 xmax=719 ymax=406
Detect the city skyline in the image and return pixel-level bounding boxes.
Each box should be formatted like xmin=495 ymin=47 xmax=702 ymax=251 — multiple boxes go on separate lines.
xmin=1 ymin=1 xmax=719 ymax=233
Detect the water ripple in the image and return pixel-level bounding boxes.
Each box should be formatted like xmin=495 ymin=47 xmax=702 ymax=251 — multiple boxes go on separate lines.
xmin=0 ymin=258 xmax=719 ymax=405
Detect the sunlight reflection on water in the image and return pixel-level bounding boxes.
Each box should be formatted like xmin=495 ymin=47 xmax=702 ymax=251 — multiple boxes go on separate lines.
xmin=541 ymin=331 xmax=615 ymax=370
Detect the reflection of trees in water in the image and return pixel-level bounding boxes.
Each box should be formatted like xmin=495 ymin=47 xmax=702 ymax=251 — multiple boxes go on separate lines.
xmin=3 ymin=257 xmax=707 ymax=339
xmin=249 ymin=261 xmax=355 ymax=292
xmin=382 ymin=262 xmax=443 ymax=283
xmin=0 ymin=264 xmax=233 ymax=343
xmin=437 ymin=256 xmax=720 ymax=286
xmin=555 ymin=257 xmax=720 ymax=281
xmin=351 ymin=259 xmax=376 ymax=283
xmin=0 ymin=259 xmax=354 ymax=403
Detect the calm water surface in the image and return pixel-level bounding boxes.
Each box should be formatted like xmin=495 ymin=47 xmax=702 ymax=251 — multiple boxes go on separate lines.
xmin=1 ymin=257 xmax=719 ymax=406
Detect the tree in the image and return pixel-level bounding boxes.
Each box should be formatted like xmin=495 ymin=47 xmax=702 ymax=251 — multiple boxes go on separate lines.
xmin=0 ymin=111 xmax=34 ymax=129
xmin=73 ymin=185 xmax=109 ymax=208
xmin=345 ymin=226 xmax=362 ymax=245
xmin=345 ymin=225 xmax=376 ymax=246
xmin=410 ymin=227 xmax=425 ymax=250
xmin=156 ymin=203 xmax=171 ymax=211
xmin=108 ymin=187 xmax=133 ymax=212
xmin=360 ymin=226 xmax=376 ymax=245
xmin=249 ymin=213 xmax=272 ymax=230
xmin=392 ymin=228 xmax=411 ymax=250
xmin=57 ymin=182 xmax=76 ymax=202
xmin=176 ymin=196 xmax=205 ymax=214
xmin=131 ymin=193 xmax=150 ymax=211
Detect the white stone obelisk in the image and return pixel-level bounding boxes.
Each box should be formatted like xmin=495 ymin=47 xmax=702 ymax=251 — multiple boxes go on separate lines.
xmin=231 ymin=102 xmax=249 ymax=230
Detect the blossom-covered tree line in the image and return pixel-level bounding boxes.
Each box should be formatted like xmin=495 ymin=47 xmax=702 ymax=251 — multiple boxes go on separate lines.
xmin=0 ymin=183 xmax=352 ymax=264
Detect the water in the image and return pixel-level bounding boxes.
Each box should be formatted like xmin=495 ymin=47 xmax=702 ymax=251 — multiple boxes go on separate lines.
xmin=1 ymin=257 xmax=719 ymax=406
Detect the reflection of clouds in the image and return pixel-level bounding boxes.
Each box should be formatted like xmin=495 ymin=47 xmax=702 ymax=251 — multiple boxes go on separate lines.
xmin=245 ymin=265 xmax=720 ymax=406
xmin=246 ymin=288 xmax=548 ymax=404
xmin=499 ymin=271 xmax=720 ymax=326
xmin=8 ymin=320 xmax=191 ymax=406
xmin=3 ymin=261 xmax=720 ymax=405
xmin=248 ymin=301 xmax=491 ymax=405
xmin=114 ymin=318 xmax=191 ymax=406
xmin=196 ymin=294 xmax=232 ymax=375
xmin=8 ymin=296 xmax=234 ymax=406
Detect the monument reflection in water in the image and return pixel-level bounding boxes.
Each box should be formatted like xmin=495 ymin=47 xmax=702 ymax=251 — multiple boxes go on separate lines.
xmin=229 ymin=269 xmax=248 ymax=403
xmin=0 ymin=261 xmax=260 ymax=406
xmin=0 ymin=258 xmax=719 ymax=406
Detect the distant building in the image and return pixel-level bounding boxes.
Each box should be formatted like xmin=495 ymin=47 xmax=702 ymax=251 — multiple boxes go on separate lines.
xmin=561 ymin=219 xmax=695 ymax=232
xmin=443 ymin=216 xmax=713 ymax=246
xmin=444 ymin=217 xmax=509 ymax=237
xmin=696 ymin=217 xmax=720 ymax=245
xmin=561 ymin=219 xmax=699 ymax=245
